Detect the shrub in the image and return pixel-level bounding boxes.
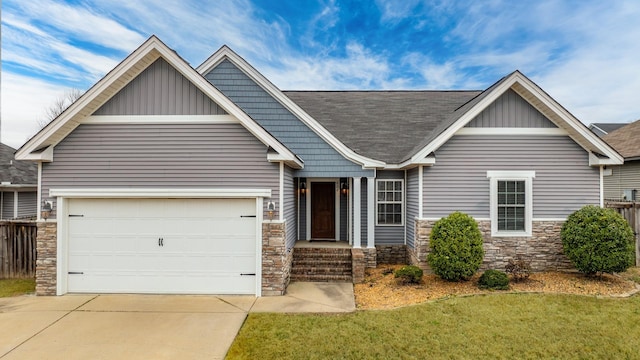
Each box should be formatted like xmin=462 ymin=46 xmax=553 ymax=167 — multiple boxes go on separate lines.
xmin=505 ymin=256 xmax=532 ymax=282
xmin=427 ymin=211 xmax=485 ymax=281
xmin=394 ymin=265 xmax=423 ymax=284
xmin=561 ymin=205 xmax=635 ymax=276
xmin=478 ymin=269 xmax=510 ymax=290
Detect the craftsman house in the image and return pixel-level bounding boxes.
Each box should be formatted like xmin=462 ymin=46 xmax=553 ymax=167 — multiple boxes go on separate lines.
xmin=16 ymin=36 xmax=621 ymax=296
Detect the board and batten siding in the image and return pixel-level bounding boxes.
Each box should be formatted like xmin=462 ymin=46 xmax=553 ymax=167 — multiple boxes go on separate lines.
xmin=604 ymin=160 xmax=640 ymax=200
xmin=42 ymin=123 xmax=279 ymax=217
xmin=205 ymin=60 xmax=373 ymax=178
xmin=375 ymin=171 xmax=405 ymax=245
xmin=423 ymin=135 xmax=599 ymax=219
xmin=283 ymin=166 xmax=297 ymax=249
xmin=94 ymin=58 xmax=227 ymax=116
xmin=466 ymin=89 xmax=557 ymax=128
xmin=405 ymin=168 xmax=419 ymax=248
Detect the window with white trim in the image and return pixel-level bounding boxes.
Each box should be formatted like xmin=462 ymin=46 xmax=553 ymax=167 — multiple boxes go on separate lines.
xmin=487 ymin=171 xmax=535 ymax=237
xmin=376 ymin=180 xmax=403 ymax=225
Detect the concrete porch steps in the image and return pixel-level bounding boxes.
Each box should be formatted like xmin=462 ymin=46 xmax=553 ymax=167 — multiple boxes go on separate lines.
xmin=290 ymin=247 xmax=352 ymax=282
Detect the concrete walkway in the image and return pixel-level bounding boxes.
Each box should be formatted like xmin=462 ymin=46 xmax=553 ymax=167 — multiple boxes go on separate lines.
xmin=0 ymin=282 xmax=355 ymax=359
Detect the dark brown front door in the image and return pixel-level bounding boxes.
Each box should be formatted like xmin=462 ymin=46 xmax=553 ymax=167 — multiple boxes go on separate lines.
xmin=311 ymin=182 xmax=335 ymax=239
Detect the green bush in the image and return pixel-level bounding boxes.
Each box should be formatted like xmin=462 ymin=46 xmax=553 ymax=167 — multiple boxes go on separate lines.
xmin=505 ymin=256 xmax=532 ymax=282
xmin=394 ymin=265 xmax=423 ymax=284
xmin=427 ymin=211 xmax=485 ymax=281
xmin=478 ymin=269 xmax=510 ymax=290
xmin=561 ymin=205 xmax=635 ymax=276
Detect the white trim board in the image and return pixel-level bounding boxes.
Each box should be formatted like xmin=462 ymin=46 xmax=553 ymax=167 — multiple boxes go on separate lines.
xmin=455 ymin=128 xmax=568 ymax=136
xmin=49 ymin=188 xmax=272 ymax=198
xmin=83 ymin=115 xmax=239 ymax=124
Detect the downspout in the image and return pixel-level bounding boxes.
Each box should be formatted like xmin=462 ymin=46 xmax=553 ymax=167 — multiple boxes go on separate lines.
xmin=599 ymin=165 xmax=604 ymax=207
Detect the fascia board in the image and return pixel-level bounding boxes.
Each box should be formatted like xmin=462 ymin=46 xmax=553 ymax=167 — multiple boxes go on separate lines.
xmin=16 ymin=38 xmax=164 ymax=160
xmin=409 ymin=75 xmax=518 ymax=164
xmin=510 ymin=74 xmax=623 ymax=165
xmin=198 ymin=47 xmax=386 ymax=169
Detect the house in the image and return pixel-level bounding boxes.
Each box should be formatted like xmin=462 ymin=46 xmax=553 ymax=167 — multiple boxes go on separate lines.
xmin=15 ymin=36 xmax=622 ymax=296
xmin=602 ymin=119 xmax=640 ymax=201
xmin=588 ymin=122 xmax=628 ymax=138
xmin=0 ymin=143 xmax=37 ymax=220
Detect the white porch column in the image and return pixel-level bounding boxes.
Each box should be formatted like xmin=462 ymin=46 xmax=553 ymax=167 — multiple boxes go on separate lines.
xmin=367 ymin=177 xmax=375 ymax=248
xmin=353 ymin=177 xmax=361 ymax=248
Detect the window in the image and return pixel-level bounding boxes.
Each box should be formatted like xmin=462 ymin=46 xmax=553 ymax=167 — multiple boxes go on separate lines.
xmin=487 ymin=171 xmax=535 ymax=237
xmin=377 ymin=180 xmax=403 ymax=225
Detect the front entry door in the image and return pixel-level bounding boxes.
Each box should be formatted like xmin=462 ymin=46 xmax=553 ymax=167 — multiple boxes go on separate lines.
xmin=311 ymin=182 xmax=336 ymax=239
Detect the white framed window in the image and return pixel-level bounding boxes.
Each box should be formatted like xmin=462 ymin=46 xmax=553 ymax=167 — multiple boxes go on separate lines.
xmin=376 ymin=179 xmax=403 ymax=226
xmin=487 ymin=171 xmax=535 ymax=237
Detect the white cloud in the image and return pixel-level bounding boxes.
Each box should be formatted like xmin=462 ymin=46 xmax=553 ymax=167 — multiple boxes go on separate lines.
xmin=1 ymin=73 xmax=68 ymax=148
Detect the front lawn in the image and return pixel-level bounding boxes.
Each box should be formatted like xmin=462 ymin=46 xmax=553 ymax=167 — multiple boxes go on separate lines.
xmin=227 ymin=293 xmax=640 ymax=359
xmin=0 ymin=278 xmax=35 ymax=297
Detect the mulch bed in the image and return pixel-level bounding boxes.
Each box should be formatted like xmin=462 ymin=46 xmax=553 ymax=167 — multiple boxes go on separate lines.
xmin=354 ymin=265 xmax=640 ymax=310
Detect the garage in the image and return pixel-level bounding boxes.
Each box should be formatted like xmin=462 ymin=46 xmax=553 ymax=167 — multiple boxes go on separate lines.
xmin=64 ymin=197 xmax=258 ymax=295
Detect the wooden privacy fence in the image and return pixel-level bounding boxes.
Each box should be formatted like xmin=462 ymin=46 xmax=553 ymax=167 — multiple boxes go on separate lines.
xmin=0 ymin=221 xmax=37 ymax=278
xmin=605 ymin=201 xmax=640 ymax=266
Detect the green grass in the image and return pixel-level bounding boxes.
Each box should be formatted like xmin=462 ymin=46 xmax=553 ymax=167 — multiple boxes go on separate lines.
xmin=0 ymin=278 xmax=35 ymax=297
xmin=227 ymin=293 xmax=640 ymax=359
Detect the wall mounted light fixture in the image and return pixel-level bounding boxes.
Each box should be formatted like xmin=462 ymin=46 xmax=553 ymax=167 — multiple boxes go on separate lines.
xmin=267 ymin=201 xmax=276 ymax=220
xmin=41 ymin=200 xmax=53 ymax=220
xmin=341 ymin=182 xmax=349 ymax=195
xmin=300 ymin=179 xmax=307 ymax=195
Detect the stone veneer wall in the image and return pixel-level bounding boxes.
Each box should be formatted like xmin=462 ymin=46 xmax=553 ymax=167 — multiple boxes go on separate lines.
xmin=36 ymin=221 xmax=58 ymax=296
xmin=351 ymin=248 xmax=365 ymax=283
xmin=262 ymin=221 xmax=292 ymax=296
xmin=375 ymin=245 xmax=408 ymax=264
xmin=410 ymin=219 xmax=572 ymax=272
xmin=362 ymin=248 xmax=377 ymax=268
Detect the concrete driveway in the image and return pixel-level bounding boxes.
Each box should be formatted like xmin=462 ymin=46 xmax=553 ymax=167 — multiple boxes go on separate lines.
xmin=0 ymin=282 xmax=355 ymax=360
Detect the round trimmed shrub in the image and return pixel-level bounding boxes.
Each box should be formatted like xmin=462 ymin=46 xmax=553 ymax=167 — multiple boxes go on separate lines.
xmin=561 ymin=205 xmax=635 ymax=275
xmin=427 ymin=211 xmax=484 ymax=281
xmin=478 ymin=269 xmax=510 ymax=290
xmin=394 ymin=265 xmax=423 ymax=284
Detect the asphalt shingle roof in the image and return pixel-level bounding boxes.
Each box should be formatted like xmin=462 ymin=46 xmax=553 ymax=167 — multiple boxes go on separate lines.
xmin=0 ymin=143 xmax=38 ymax=185
xmin=283 ymin=90 xmax=481 ymax=163
xmin=602 ymin=120 xmax=640 ymax=160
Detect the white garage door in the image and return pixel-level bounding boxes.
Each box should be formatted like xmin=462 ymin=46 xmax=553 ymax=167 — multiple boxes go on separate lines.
xmin=66 ymin=198 xmax=257 ymax=294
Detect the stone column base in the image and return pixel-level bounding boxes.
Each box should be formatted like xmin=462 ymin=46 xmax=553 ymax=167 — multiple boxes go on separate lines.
xmin=36 ymin=221 xmax=58 ymax=296
xmin=262 ymin=221 xmax=292 ymax=296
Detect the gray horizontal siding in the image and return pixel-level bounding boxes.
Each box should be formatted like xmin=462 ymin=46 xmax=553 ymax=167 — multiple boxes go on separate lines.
xmin=17 ymin=191 xmax=37 ymax=218
xmin=406 ymin=168 xmax=419 ymax=248
xmin=283 ymin=166 xmax=297 ymax=249
xmin=94 ymin=58 xmax=227 ymax=116
xmin=42 ymin=123 xmax=279 ymax=217
xmin=466 ymin=89 xmax=556 ymax=128
xmin=375 ymin=171 xmax=405 ymax=245
xmin=205 ymin=60 xmax=373 ymax=178
xmin=423 ymin=135 xmax=599 ymax=219
xmin=1 ymin=192 xmax=14 ymax=219
xmin=604 ymin=161 xmax=640 ymax=200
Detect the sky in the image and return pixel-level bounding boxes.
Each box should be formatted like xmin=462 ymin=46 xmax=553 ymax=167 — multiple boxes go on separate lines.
xmin=2 ymin=0 xmax=640 ymax=149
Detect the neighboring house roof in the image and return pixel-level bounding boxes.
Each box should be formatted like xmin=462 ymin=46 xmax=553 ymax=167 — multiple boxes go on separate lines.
xmin=15 ymin=36 xmax=303 ymax=169
xmin=0 ymin=143 xmax=37 ymax=186
xmin=283 ymin=91 xmax=480 ymax=163
xmin=603 ymin=119 xmax=640 ymax=160
xmin=589 ymin=122 xmax=628 ymax=138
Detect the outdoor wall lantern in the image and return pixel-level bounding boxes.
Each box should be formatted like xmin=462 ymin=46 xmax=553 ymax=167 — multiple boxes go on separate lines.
xmin=41 ymin=200 xmax=53 ymax=220
xmin=267 ymin=201 xmax=276 ymax=220
xmin=341 ymin=182 xmax=349 ymax=195
xmin=300 ymin=179 xmax=307 ymax=195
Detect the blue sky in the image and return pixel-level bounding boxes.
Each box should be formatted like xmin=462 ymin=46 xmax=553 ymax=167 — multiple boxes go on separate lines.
xmin=2 ymin=0 xmax=640 ymax=148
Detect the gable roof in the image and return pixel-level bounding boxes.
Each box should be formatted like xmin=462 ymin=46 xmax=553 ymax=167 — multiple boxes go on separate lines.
xmin=0 ymin=143 xmax=37 ymax=186
xmin=15 ymin=36 xmax=302 ymax=169
xmin=283 ymin=90 xmax=480 ymax=163
xmin=197 ymin=46 xmax=385 ymax=169
xmin=589 ymin=122 xmax=628 ymax=137
xmin=603 ymin=119 xmax=640 ymax=160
